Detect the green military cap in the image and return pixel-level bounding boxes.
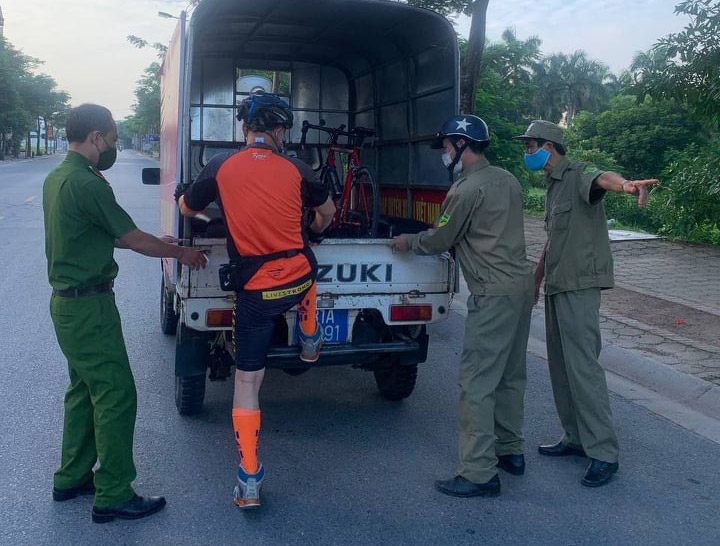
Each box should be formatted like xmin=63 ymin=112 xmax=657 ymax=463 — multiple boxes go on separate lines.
xmin=514 ymin=120 xmax=564 ymax=145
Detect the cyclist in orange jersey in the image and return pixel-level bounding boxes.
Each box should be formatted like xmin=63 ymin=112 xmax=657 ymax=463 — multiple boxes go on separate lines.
xmin=178 ymin=92 xmax=335 ymax=509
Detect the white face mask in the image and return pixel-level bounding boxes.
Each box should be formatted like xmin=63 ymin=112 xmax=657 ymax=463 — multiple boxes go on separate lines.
xmin=441 ymin=151 xmax=462 ymax=173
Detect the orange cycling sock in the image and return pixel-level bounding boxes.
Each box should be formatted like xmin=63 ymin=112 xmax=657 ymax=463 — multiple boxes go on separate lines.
xmin=298 ymin=283 xmax=318 ymax=336
xmin=232 ymin=408 xmax=261 ymax=474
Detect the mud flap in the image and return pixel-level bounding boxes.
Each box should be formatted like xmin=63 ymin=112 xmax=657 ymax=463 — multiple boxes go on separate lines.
xmin=175 ymin=324 xmax=211 ymax=377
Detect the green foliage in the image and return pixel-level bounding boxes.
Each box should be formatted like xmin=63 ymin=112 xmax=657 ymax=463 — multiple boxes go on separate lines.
xmin=522 ymin=186 xmax=545 ymax=216
xmin=0 ymin=37 xmax=70 ymax=157
xmin=566 ymin=95 xmax=708 ymax=180
xmin=471 ymin=30 xmax=544 ymax=187
xmin=632 ymin=0 xmax=720 ymax=124
xmin=650 ymin=142 xmax=720 ymax=243
xmin=124 ymin=63 xmax=161 ymax=137
xmin=530 ymin=51 xmax=615 ymax=124
xmin=403 ymin=0 xmax=474 ymax=17
xmin=126 ymin=35 xmax=167 ymax=59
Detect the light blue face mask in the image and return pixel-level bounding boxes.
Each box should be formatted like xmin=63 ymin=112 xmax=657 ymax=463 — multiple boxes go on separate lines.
xmin=524 ymin=147 xmax=550 ymax=171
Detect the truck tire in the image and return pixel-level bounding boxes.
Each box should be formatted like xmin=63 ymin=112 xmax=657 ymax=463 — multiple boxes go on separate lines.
xmin=373 ymin=359 xmax=418 ymax=400
xmin=175 ymin=375 xmax=206 ymax=415
xmin=175 ymin=324 xmax=210 ymax=414
xmin=160 ymin=276 xmax=178 ymax=335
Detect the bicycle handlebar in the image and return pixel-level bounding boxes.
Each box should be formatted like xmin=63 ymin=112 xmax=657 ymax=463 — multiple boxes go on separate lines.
xmin=300 ymin=119 xmax=375 ymax=147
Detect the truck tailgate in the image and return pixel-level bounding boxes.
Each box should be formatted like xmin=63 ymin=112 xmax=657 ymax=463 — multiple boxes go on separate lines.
xmin=183 ymin=238 xmax=454 ymax=298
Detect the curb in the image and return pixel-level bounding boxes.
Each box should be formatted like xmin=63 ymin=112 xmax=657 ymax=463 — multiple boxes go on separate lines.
xmin=527 ymin=315 xmax=720 ymax=445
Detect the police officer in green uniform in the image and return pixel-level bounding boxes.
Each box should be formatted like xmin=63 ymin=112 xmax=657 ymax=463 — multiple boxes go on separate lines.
xmin=515 ymin=120 xmax=657 ymax=487
xmin=43 ymin=104 xmax=206 ymax=522
xmin=391 ymin=115 xmax=535 ymax=498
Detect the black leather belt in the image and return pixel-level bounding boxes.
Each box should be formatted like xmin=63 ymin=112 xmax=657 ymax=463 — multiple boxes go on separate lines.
xmin=53 ymin=282 xmax=114 ymax=298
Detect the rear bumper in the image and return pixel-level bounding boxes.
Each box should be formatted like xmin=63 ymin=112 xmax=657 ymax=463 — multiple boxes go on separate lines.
xmin=265 ymin=335 xmax=429 ymax=369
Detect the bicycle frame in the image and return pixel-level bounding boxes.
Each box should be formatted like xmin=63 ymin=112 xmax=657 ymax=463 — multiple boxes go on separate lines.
xmin=300 ymin=120 xmax=377 ymax=237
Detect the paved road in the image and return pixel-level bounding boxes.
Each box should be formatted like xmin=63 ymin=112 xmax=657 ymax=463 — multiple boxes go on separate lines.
xmin=1 ymin=152 xmax=719 ymax=545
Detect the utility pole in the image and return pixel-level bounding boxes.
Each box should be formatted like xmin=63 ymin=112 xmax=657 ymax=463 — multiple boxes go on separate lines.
xmin=36 ymin=117 xmax=41 ymax=157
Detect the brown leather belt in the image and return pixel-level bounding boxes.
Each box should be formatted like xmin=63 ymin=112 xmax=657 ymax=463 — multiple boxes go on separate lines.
xmin=53 ymin=282 xmax=114 ymax=298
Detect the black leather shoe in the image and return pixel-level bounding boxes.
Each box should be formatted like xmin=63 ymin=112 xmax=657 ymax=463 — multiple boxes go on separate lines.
xmin=92 ymin=494 xmax=167 ymax=523
xmin=435 ymin=475 xmax=501 ymax=498
xmin=53 ymin=477 xmax=95 ymax=502
xmin=581 ymin=459 xmax=619 ymax=487
xmin=496 ymin=454 xmax=525 ymax=475
xmin=538 ymin=441 xmax=587 ymax=458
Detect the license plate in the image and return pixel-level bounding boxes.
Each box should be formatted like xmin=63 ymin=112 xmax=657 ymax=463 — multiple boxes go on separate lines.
xmin=294 ymin=309 xmax=349 ymax=345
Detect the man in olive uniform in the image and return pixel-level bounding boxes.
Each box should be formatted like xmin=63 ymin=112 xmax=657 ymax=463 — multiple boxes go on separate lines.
xmin=515 ymin=120 xmax=657 ymax=487
xmin=391 ymin=115 xmax=535 ymax=497
xmin=43 ymin=104 xmax=206 ymax=522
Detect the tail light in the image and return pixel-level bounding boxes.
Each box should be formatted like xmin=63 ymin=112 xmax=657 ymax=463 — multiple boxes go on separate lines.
xmin=206 ymin=309 xmax=233 ymax=328
xmin=390 ymin=304 xmax=432 ymax=322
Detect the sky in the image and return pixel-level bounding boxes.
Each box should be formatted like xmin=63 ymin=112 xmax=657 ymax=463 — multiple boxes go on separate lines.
xmin=1 ymin=0 xmax=690 ymax=120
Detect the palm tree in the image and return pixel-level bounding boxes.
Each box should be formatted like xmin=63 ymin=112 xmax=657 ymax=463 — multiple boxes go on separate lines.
xmin=561 ymin=51 xmax=612 ymax=124
xmin=532 ymin=51 xmax=612 ymax=125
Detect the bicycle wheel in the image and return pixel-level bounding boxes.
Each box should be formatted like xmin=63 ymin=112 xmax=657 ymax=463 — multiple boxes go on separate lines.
xmin=352 ymin=166 xmax=379 ymax=237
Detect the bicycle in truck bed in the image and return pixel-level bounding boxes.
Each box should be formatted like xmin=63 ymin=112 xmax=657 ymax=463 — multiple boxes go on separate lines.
xmin=300 ymin=119 xmax=379 ymax=238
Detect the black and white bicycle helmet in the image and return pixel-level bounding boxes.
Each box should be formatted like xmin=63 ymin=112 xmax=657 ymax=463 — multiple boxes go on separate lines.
xmin=237 ymin=91 xmax=294 ymax=132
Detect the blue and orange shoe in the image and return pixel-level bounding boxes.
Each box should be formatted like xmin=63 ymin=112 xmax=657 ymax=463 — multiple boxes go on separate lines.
xmin=298 ymin=325 xmax=323 ymax=363
xmin=233 ymin=464 xmax=264 ymax=509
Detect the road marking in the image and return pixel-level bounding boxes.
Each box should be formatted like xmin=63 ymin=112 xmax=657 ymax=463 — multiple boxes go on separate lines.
xmin=24 ymin=196 xmax=36 ymax=204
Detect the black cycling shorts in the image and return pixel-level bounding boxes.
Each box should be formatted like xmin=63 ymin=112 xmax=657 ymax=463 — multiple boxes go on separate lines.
xmin=233 ymin=272 xmax=315 ymax=372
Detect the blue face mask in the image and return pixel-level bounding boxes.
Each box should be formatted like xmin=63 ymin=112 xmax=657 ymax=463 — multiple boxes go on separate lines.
xmin=524 ymin=147 xmax=550 ymax=171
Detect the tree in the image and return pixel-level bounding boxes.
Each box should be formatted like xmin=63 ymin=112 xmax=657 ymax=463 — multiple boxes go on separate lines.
xmin=125 ymin=36 xmax=166 ymax=148
xmin=0 ymin=38 xmax=28 ymax=157
xmin=19 ymin=73 xmax=69 ymax=154
xmin=0 ymin=37 xmax=69 ymax=158
xmin=558 ymin=51 xmax=613 ymax=124
xmin=632 ymin=0 xmax=720 ymax=124
xmin=472 ymin=29 xmax=542 ymax=177
xmin=532 ymin=51 xmax=613 ymax=124
xmin=567 ymin=94 xmax=708 ymax=180
xmin=124 ymin=63 xmax=161 ymax=142
xmin=459 ymin=1 xmax=489 ymax=114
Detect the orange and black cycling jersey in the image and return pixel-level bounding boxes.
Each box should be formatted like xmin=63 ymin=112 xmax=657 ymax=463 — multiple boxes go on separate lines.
xmin=183 ymin=143 xmax=328 ymax=289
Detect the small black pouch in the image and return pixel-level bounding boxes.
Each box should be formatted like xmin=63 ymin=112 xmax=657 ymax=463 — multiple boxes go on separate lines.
xmin=218 ymin=260 xmax=267 ymax=291
xmin=219 ymin=248 xmax=305 ymax=292
xmin=218 ymin=263 xmax=239 ymax=292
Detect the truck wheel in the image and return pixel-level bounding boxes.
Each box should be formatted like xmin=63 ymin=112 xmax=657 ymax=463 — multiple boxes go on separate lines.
xmin=175 ymin=375 xmax=206 ymax=415
xmin=373 ymin=359 xmax=418 ymax=400
xmin=160 ymin=277 xmax=178 ymax=335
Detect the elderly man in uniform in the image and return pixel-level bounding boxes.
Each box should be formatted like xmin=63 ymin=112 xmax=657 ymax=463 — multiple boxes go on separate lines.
xmin=44 ymin=103 xmax=206 ymax=522
xmin=391 ymin=114 xmax=535 ymax=498
xmin=515 ymin=120 xmax=657 ymax=487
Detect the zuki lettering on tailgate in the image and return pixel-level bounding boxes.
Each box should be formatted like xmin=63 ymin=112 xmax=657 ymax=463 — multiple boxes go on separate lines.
xmin=317 ymin=263 xmax=393 ymax=283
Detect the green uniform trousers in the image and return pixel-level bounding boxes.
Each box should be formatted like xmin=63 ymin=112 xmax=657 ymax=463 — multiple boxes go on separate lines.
xmin=545 ymin=288 xmax=619 ymax=463
xmin=457 ymin=288 xmax=534 ymax=483
xmin=50 ymin=292 xmax=137 ymax=507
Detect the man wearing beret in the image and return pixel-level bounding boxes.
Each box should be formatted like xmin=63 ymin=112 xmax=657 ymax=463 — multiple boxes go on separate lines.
xmin=515 ymin=120 xmax=657 ymax=487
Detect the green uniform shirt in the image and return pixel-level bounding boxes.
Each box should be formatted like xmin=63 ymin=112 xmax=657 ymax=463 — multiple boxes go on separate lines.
xmin=543 ymin=158 xmax=614 ymax=295
xmin=43 ymin=151 xmax=137 ymax=290
xmin=407 ymin=157 xmax=533 ymax=295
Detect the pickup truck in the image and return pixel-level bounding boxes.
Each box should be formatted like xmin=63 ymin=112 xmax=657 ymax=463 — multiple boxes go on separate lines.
xmin=142 ymin=0 xmax=460 ymax=414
